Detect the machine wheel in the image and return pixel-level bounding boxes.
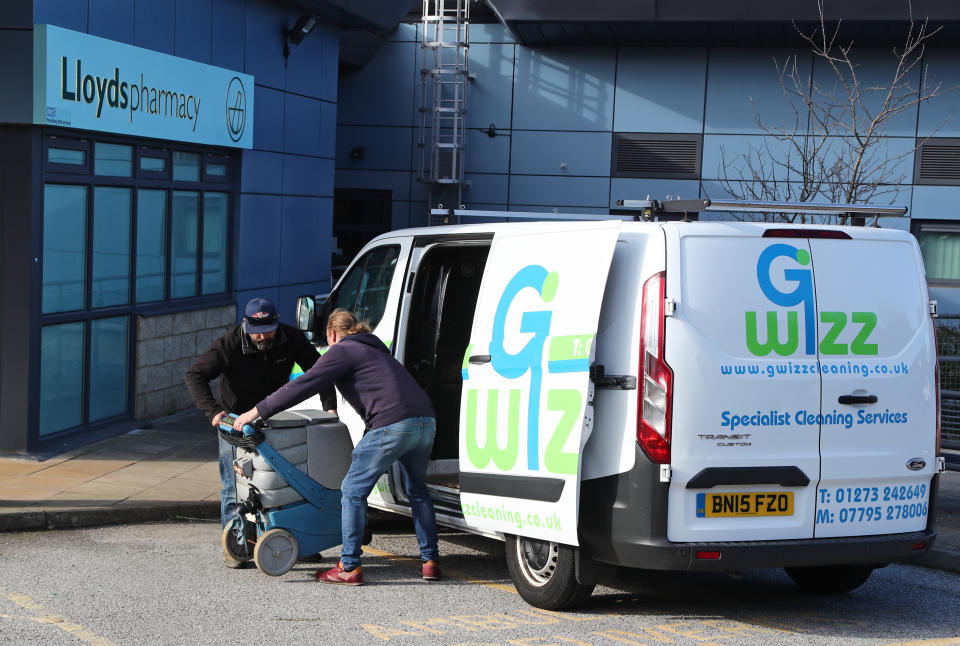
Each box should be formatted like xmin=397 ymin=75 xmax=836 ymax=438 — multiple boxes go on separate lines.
xmin=784 ymin=564 xmax=875 ymax=594
xmin=221 ymin=517 xmax=256 ymax=564
xmin=504 ymin=534 xmax=594 ymax=610
xmin=254 ymin=528 xmax=299 ymax=576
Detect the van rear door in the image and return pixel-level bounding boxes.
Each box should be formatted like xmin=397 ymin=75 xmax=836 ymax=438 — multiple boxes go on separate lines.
xmin=810 ymin=230 xmax=937 ymax=538
xmin=459 ymin=221 xmax=620 ymax=545
xmin=665 ymin=224 xmax=822 ymax=542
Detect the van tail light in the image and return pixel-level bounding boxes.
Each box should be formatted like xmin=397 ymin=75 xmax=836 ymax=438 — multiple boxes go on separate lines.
xmin=638 ymin=271 xmax=673 ymax=464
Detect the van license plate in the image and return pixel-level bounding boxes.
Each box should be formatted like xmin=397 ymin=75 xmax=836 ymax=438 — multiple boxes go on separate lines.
xmin=696 ymin=492 xmax=794 ymax=518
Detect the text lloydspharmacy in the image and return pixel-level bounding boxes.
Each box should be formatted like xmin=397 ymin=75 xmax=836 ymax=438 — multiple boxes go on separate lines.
xmin=59 ymin=56 xmax=202 ymax=131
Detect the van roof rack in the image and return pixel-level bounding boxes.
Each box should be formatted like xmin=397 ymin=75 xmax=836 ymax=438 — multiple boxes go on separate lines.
xmin=616 ymin=198 xmax=908 ymax=221
xmin=429 ymin=199 xmax=908 ymax=224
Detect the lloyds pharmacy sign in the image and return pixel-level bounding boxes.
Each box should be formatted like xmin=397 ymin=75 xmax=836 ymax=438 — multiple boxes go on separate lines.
xmin=33 ymin=24 xmax=253 ymax=148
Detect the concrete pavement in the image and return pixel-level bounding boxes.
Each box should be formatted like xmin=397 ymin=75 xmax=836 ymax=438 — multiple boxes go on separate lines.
xmin=0 ymin=409 xmax=958 ymax=575
xmin=0 ymin=409 xmax=220 ymax=532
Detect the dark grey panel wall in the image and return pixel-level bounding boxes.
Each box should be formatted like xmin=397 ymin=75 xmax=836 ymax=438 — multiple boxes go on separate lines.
xmin=0 ymin=127 xmax=34 ymax=452
xmin=0 ymin=28 xmax=33 ymax=124
xmin=0 ymin=0 xmax=31 ymax=28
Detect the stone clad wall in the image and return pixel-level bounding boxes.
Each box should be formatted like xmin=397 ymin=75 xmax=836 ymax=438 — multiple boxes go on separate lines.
xmin=135 ymin=305 xmax=236 ymax=420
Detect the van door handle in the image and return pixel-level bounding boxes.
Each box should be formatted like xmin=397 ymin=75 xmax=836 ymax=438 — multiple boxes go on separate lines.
xmin=838 ymin=394 xmax=877 ymax=405
xmin=468 ymin=355 xmax=491 ymax=365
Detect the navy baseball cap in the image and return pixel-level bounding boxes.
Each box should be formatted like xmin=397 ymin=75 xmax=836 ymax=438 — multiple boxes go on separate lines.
xmin=244 ymin=297 xmax=279 ymax=334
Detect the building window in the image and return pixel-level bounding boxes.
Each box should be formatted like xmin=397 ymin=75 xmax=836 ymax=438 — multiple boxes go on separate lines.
xmin=136 ymin=190 xmax=167 ymax=303
xmin=171 ymin=190 xmax=200 ymax=298
xmin=913 ymin=221 xmax=960 ymax=286
xmin=38 ymin=322 xmax=84 ymax=436
xmin=42 ymin=184 xmax=87 ymax=313
xmin=173 ymin=151 xmax=200 ymax=181
xmin=48 ymin=147 xmax=86 ymax=166
xmin=38 ymin=131 xmax=236 ymax=438
xmin=332 ymin=189 xmax=392 ymax=282
xmin=94 ymin=142 xmax=133 ymax=177
xmin=92 ymin=186 xmax=131 ymax=308
xmin=202 ymin=192 xmax=229 ymax=294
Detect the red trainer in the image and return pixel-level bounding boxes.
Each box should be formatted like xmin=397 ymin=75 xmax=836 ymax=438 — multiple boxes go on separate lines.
xmin=316 ymin=562 xmax=364 ymax=586
xmin=421 ymin=560 xmax=442 ymax=581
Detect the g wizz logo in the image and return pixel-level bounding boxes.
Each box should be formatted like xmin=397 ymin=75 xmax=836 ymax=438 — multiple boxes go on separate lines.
xmin=746 ymin=244 xmax=878 ymax=357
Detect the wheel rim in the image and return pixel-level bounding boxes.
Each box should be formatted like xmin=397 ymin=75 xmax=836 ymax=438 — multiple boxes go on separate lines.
xmin=515 ymin=537 xmax=559 ymax=587
xmin=255 ymin=529 xmax=298 ymax=576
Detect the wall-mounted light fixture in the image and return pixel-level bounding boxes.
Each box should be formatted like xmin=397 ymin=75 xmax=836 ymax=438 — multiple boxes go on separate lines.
xmin=349 ymin=146 xmax=366 ymax=161
xmin=283 ymin=14 xmax=318 ymax=65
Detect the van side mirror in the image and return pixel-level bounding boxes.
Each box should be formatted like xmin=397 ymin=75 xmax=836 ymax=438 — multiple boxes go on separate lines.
xmin=296 ymin=295 xmax=315 ymax=333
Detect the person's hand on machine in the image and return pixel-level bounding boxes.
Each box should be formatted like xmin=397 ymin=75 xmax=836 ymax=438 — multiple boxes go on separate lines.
xmin=232 ymin=407 xmax=260 ymax=431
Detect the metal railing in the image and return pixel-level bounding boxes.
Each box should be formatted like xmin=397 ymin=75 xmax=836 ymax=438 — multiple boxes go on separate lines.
xmin=937 ymin=316 xmax=960 ymax=469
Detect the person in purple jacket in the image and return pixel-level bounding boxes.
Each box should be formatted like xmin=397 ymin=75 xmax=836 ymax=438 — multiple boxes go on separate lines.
xmin=232 ymin=308 xmax=440 ymax=585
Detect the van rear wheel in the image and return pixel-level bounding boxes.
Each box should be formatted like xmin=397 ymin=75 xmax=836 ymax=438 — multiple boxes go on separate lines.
xmin=784 ymin=564 xmax=874 ymax=594
xmin=505 ymin=535 xmax=594 ymax=610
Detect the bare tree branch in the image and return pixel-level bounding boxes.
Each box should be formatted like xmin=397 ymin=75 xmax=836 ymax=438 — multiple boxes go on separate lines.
xmin=718 ymin=0 xmax=958 ymax=223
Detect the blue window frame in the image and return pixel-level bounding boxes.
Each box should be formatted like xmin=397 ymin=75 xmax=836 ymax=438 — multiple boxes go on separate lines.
xmin=38 ymin=131 xmax=236 ymax=439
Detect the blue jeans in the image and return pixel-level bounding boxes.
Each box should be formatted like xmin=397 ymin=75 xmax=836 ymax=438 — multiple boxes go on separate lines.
xmin=340 ymin=416 xmax=438 ymax=570
xmin=218 ymin=436 xmax=238 ymax=528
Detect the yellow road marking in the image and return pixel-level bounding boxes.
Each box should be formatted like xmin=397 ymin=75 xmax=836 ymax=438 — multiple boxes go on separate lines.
xmin=878 ymin=640 xmax=960 ymax=646
xmin=0 ymin=586 xmax=118 ymax=646
xmin=362 ymin=545 xmax=518 ymax=594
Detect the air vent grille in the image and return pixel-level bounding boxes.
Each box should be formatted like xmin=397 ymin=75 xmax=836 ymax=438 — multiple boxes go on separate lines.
xmin=918 ymin=143 xmax=960 ymax=183
xmin=612 ymin=134 xmax=701 ymax=179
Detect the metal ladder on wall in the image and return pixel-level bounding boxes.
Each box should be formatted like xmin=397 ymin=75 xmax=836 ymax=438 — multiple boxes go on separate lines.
xmin=419 ymin=0 xmax=470 ymax=220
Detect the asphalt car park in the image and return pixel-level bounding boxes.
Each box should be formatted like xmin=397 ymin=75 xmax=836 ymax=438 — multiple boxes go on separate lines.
xmin=0 ymin=517 xmax=959 ymax=646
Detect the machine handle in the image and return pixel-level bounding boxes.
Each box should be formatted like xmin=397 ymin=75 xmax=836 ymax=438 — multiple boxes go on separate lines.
xmin=469 ymin=354 xmax=492 ymax=365
xmin=218 ymin=414 xmax=261 ymax=436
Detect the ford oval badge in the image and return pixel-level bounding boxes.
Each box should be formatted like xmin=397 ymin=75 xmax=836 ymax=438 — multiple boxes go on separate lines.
xmin=907 ymin=458 xmax=926 ymax=471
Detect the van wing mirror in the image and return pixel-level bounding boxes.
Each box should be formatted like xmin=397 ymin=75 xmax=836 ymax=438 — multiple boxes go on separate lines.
xmin=296 ymin=295 xmax=315 ymax=332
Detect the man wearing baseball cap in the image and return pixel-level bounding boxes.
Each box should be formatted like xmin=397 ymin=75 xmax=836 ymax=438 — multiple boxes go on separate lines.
xmin=185 ymin=297 xmax=334 ymax=567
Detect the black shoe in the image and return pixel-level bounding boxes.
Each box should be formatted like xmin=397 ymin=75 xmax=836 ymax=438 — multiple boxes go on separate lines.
xmin=299 ymin=552 xmax=325 ymax=563
xmin=224 ymin=555 xmax=254 ymax=569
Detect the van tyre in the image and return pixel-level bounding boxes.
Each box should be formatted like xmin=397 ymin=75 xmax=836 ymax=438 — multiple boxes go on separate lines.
xmin=784 ymin=564 xmax=874 ymax=594
xmin=505 ymin=534 xmax=595 ymax=610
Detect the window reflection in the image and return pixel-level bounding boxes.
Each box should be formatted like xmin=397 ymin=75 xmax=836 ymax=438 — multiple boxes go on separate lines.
xmin=92 ymin=187 xmax=131 ymax=308
xmin=203 ymin=192 xmax=228 ymax=294
xmin=90 ymin=317 xmax=128 ymax=421
xmin=42 ymin=184 xmax=87 ymax=313
xmin=39 ymin=322 xmax=85 ymax=436
xmin=137 ymin=190 xmax=167 ymax=303
xmin=171 ymin=190 xmax=199 ymax=298
xmin=94 ymin=142 xmax=132 ymax=177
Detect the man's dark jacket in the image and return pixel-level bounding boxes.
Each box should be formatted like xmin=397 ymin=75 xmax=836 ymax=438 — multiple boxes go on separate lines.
xmin=185 ymin=322 xmax=331 ymax=422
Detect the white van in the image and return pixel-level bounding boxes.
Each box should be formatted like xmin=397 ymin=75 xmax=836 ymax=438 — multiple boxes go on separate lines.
xmin=295 ymin=199 xmax=944 ymax=609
